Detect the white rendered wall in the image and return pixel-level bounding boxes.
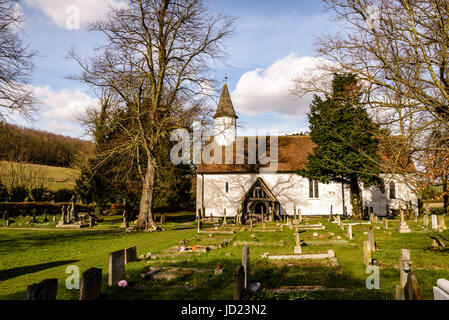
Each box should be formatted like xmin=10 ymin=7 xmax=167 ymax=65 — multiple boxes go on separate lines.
xmin=196 ymin=173 xmax=418 ymax=217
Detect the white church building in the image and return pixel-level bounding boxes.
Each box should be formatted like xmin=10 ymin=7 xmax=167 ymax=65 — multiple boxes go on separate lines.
xmin=196 ymin=84 xmax=418 ymax=222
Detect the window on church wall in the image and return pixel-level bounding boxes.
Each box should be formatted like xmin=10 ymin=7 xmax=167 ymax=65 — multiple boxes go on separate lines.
xmin=225 ymin=182 xmax=229 ymax=193
xmin=309 ymin=180 xmax=319 ymax=199
xmin=389 ymin=182 xmax=396 ymax=199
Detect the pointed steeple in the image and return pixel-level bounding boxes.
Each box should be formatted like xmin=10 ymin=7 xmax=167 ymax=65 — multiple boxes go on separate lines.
xmin=214 ymin=83 xmax=238 ymax=119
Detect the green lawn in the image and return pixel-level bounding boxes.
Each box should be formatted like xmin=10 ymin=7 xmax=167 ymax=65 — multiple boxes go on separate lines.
xmin=1 ymin=214 xmax=449 ymax=300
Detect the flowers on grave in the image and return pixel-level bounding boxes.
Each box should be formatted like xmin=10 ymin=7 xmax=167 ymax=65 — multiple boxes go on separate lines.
xmin=216 ymin=264 xmax=222 ymax=270
xmin=117 ymin=280 xmax=128 ymax=287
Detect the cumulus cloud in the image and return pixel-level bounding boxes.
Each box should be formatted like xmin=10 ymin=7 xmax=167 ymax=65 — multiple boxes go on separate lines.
xmin=231 ymin=54 xmax=330 ymax=119
xmin=33 ymin=85 xmax=98 ymax=122
xmin=25 ymin=0 xmax=127 ymax=29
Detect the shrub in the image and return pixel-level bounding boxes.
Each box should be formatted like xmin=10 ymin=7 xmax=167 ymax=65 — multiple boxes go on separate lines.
xmin=0 ymin=183 xmax=8 ymax=202
xmin=54 ymin=188 xmax=75 ymax=202
xmin=31 ymin=187 xmax=54 ymax=202
xmin=0 ymin=202 xmax=95 ymax=217
xmin=9 ymin=186 xmax=28 ymax=202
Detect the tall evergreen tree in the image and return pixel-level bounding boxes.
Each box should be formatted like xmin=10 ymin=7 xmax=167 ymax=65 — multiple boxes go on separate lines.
xmin=298 ymin=73 xmax=383 ymax=219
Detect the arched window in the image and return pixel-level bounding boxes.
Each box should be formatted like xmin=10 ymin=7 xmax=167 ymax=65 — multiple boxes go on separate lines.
xmin=389 ymin=182 xmax=396 ymax=199
xmin=309 ymin=180 xmax=319 ymax=199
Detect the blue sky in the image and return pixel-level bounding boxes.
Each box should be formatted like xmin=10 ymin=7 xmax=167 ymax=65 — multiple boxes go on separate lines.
xmin=12 ymin=0 xmax=336 ymax=139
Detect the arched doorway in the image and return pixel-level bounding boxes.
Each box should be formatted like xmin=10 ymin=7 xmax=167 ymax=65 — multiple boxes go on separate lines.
xmin=240 ymin=178 xmax=281 ymax=224
xmin=253 ymin=202 xmax=267 ymax=215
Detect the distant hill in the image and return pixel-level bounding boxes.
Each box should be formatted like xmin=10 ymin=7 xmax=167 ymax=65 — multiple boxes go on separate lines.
xmin=0 ymin=161 xmax=78 ymax=191
xmin=0 ymin=122 xmax=94 ymax=167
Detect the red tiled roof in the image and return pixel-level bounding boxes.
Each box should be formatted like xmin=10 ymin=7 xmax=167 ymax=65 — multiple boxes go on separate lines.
xmin=196 ymin=135 xmax=416 ymax=174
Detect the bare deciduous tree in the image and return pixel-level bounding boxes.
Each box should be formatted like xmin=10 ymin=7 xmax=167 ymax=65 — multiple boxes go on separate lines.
xmin=70 ymin=0 xmax=234 ymax=230
xmin=293 ymin=0 xmax=449 ymax=187
xmin=0 ymin=0 xmax=35 ymax=121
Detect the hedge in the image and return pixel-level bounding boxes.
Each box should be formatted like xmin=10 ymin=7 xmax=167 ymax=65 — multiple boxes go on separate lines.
xmin=0 ymin=202 xmax=95 ymax=217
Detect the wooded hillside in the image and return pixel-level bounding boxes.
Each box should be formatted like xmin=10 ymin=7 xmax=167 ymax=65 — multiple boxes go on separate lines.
xmin=0 ymin=122 xmax=93 ymax=167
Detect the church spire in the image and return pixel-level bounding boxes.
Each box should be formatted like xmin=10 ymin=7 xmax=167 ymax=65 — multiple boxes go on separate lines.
xmin=214 ymin=83 xmax=238 ymax=119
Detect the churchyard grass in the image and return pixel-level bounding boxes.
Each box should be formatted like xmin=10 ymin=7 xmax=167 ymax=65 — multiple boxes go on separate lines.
xmin=0 ymin=214 xmax=448 ymax=300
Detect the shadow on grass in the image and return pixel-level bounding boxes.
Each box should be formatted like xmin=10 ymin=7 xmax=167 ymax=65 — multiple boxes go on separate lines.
xmin=0 ymin=260 xmax=79 ymax=281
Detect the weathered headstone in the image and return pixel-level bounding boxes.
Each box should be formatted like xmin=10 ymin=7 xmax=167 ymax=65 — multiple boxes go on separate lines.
xmin=234 ymin=265 xmax=245 ymax=300
xmin=368 ymin=227 xmax=375 ymax=251
xmin=397 ymin=209 xmax=411 ymax=233
xmin=399 ymin=249 xmax=411 ymax=288
xmin=26 ymin=278 xmax=58 ymax=300
xmin=297 ymin=208 xmax=302 ymax=223
xmin=369 ymin=212 xmax=375 ymax=223
xmin=222 ymin=209 xmax=228 ymax=228
xmin=79 ymin=268 xmax=102 ymax=300
xmin=336 ymin=215 xmax=341 ymax=225
xmin=439 ymin=216 xmax=447 ymax=230
xmin=432 ymin=214 xmax=438 ymax=230
xmin=423 ymin=215 xmax=429 ymax=227
xmin=433 ymin=279 xmax=449 ymax=300
xmin=363 ymin=241 xmax=371 ymax=267
xmin=242 ymin=245 xmax=250 ymax=289
xmin=294 ymin=232 xmax=302 ymax=254
xmin=125 ymin=246 xmax=137 ymax=264
xmin=347 ymin=224 xmax=353 ymax=240
xmin=108 ymin=250 xmax=125 ymax=286
xmin=382 ymin=218 xmax=388 ymax=229
xmin=120 ymin=211 xmax=128 ymax=228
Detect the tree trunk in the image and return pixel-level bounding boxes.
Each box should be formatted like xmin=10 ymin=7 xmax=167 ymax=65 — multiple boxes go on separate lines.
xmin=136 ymin=159 xmax=156 ymax=231
xmin=443 ymin=175 xmax=449 ymax=216
xmin=350 ymin=177 xmax=362 ymax=220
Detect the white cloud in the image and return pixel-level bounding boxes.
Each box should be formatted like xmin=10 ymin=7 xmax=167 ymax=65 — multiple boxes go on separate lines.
xmin=231 ymin=54 xmax=330 ymax=119
xmin=33 ymin=85 xmax=98 ymax=122
xmin=25 ymin=0 xmax=127 ymax=29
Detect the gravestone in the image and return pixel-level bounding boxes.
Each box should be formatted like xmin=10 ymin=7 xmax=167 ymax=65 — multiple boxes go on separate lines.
xmin=336 ymin=215 xmax=341 ymax=225
xmin=79 ymin=268 xmax=102 ymax=300
xmin=347 ymin=224 xmax=353 ymax=240
xmin=120 ymin=211 xmax=128 ymax=228
xmin=197 ymin=218 xmax=202 ymax=233
xmin=363 ymin=241 xmax=371 ymax=267
xmin=160 ymin=214 xmax=166 ymax=224
xmin=26 ymin=278 xmax=58 ymax=300
xmin=397 ymin=209 xmax=411 ymax=233
xmin=340 ymin=220 xmax=345 ymax=231
xmin=125 ymin=246 xmax=137 ymax=264
xmin=108 ymin=250 xmax=125 ymax=286
xmin=222 ymin=209 xmax=228 ymax=228
xmin=399 ymin=249 xmax=411 ymax=288
xmin=433 ymin=279 xmax=449 ymax=300
xmin=369 ymin=212 xmax=375 ymax=224
xmin=368 ymin=227 xmax=375 ymax=251
xmin=382 ymin=218 xmax=388 ymax=229
xmin=432 ymin=215 xmax=438 ymax=230
xmin=423 ymin=215 xmax=429 ymax=227
xmin=298 ymin=208 xmax=302 ymax=223
xmin=439 ymin=216 xmax=447 ymax=230
xmin=234 ymin=265 xmax=245 ymax=300
xmin=294 ymin=232 xmax=302 ymax=254
xmin=242 ymin=245 xmax=250 ymax=289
